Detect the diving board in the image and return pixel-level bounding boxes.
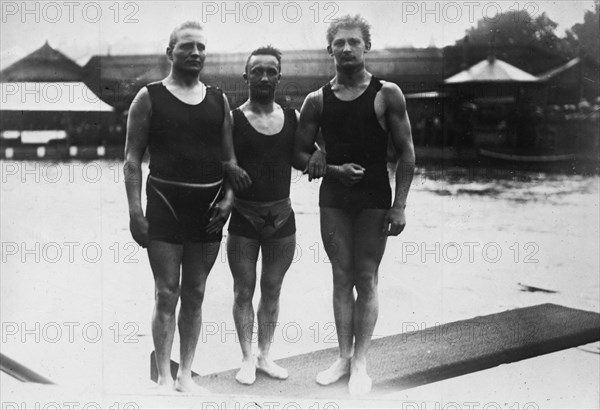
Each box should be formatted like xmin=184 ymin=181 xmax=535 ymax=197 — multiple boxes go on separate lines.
xmin=151 ymin=303 xmax=600 ymax=397
xmin=150 ymin=351 xmax=200 ymax=382
xmin=0 ymin=353 xmax=55 ymax=384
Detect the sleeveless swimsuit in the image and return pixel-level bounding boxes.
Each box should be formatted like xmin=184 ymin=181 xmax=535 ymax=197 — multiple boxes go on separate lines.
xmin=145 ymin=82 xmax=225 ymax=243
xmin=319 ymin=76 xmax=392 ymax=211
xmin=227 ymin=107 xmax=297 ymax=240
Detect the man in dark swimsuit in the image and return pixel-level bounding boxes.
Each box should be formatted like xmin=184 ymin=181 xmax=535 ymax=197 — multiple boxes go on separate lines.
xmin=227 ymin=46 xmax=302 ymax=384
xmin=293 ymin=15 xmax=415 ymax=395
xmin=124 ymin=21 xmax=250 ymax=393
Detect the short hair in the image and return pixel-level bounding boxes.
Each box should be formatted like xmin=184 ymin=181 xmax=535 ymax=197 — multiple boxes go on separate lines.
xmin=245 ymin=45 xmax=282 ymax=74
xmin=326 ymin=14 xmax=371 ymax=45
xmin=168 ymin=21 xmax=204 ymax=49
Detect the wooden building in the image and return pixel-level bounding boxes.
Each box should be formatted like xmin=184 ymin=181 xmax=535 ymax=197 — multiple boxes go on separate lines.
xmin=0 ymin=42 xmax=115 ymax=152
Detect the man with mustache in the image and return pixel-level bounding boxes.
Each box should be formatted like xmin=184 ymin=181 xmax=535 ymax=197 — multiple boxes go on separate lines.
xmin=124 ymin=21 xmax=250 ymax=393
xmin=227 ymin=46 xmax=324 ymax=385
xmin=293 ymin=15 xmax=415 ymax=395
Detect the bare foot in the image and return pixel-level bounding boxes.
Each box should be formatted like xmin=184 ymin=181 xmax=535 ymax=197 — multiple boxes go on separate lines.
xmin=174 ymin=376 xmax=210 ymax=395
xmin=348 ymin=361 xmax=372 ymax=396
xmin=315 ymin=357 xmax=351 ymax=386
xmin=149 ymin=378 xmax=175 ymax=395
xmin=256 ymin=356 xmax=288 ymax=380
xmin=235 ymin=357 xmax=257 ymax=385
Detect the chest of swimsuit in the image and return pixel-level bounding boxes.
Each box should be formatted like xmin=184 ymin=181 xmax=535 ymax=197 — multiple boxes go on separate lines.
xmin=321 ymin=76 xmax=389 ymax=182
xmin=147 ymin=82 xmax=224 ymax=184
xmin=232 ymin=108 xmax=296 ymax=202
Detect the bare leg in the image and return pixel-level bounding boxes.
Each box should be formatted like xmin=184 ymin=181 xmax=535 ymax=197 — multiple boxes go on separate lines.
xmin=175 ymin=241 xmax=220 ymax=393
xmin=147 ymin=241 xmax=183 ymax=389
xmin=256 ymin=233 xmax=295 ymax=379
xmin=316 ymin=208 xmax=354 ymax=385
xmin=349 ymin=209 xmax=387 ymax=396
xmin=227 ymin=234 xmax=260 ymax=384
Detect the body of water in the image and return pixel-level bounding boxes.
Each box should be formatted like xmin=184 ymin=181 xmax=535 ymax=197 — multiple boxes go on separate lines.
xmin=1 ymin=160 xmax=598 ymax=405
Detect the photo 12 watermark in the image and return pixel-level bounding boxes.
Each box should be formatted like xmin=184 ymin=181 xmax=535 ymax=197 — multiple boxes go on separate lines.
xmin=398 ymin=1 xmax=541 ymax=24
xmin=1 ymin=82 xmax=102 ymax=105
xmin=1 ymin=1 xmax=140 ymax=24
xmin=400 ymin=319 xmax=538 ymax=345
xmin=1 ymin=161 xmax=122 ymax=184
xmin=399 ymin=241 xmax=540 ymax=264
xmin=400 ymin=402 xmax=540 ymax=410
xmin=198 ymin=1 xmax=340 ymax=24
xmin=1 ymin=321 xmax=140 ymax=344
xmin=199 ymin=401 xmax=340 ymax=410
xmin=1 ymin=241 xmax=142 ymax=264
xmin=198 ymin=320 xmax=340 ymax=345
xmin=1 ymin=161 xmax=307 ymax=186
xmin=1 ymin=401 xmax=140 ymax=410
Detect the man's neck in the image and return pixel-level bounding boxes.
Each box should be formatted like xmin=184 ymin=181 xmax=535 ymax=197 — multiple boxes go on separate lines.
xmin=167 ymin=70 xmax=201 ymax=88
xmin=334 ymin=66 xmax=370 ymax=88
xmin=246 ymin=97 xmax=277 ymax=115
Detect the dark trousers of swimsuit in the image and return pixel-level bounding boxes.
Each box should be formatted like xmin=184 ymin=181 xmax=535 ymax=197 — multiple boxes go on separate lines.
xmin=319 ymin=173 xmax=391 ymax=212
xmin=228 ymin=208 xmax=296 ymax=240
xmin=146 ymin=176 xmax=223 ymax=244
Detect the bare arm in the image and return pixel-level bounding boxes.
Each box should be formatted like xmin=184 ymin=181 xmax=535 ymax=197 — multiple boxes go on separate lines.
xmin=293 ymin=90 xmax=322 ymax=171
xmin=220 ymin=93 xmax=236 ymax=165
xmin=206 ymin=94 xmax=251 ymax=233
xmin=297 ymin=109 xmax=326 ymax=152
xmin=382 ymin=82 xmax=415 ymax=235
xmin=123 ymin=87 xmax=151 ymax=247
xmin=221 ymin=94 xmax=251 ymax=192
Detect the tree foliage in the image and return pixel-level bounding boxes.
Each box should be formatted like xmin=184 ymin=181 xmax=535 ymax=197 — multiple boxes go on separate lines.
xmin=461 ymin=10 xmax=561 ymax=48
xmin=457 ymin=3 xmax=599 ymax=62
xmin=565 ymin=2 xmax=600 ymax=62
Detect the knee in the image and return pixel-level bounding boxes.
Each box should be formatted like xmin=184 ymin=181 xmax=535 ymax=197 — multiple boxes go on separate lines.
xmin=354 ymin=272 xmax=378 ymax=297
xmin=333 ymin=280 xmax=354 ymax=301
xmin=260 ymin=280 xmax=282 ymax=302
xmin=332 ymin=267 xmax=354 ymax=293
xmin=180 ymin=285 xmax=206 ymax=309
xmin=234 ymin=283 xmax=255 ymax=305
xmin=155 ymin=286 xmax=180 ymax=315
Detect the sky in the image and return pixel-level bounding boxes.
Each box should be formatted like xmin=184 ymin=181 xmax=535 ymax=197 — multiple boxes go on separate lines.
xmin=1 ymin=1 xmax=597 ymax=69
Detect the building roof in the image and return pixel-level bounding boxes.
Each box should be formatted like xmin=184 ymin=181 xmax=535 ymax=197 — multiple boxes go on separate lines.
xmin=1 ymin=82 xmax=113 ymax=111
xmin=79 ymin=47 xmax=446 ymax=107
xmin=444 ymin=57 xmax=539 ymax=83
xmin=81 ymin=48 xmax=444 ymax=79
xmin=442 ymin=44 xmax=569 ymax=77
xmin=537 ymin=57 xmax=581 ymax=81
xmin=83 ymin=54 xmax=170 ymax=82
xmin=0 ymin=42 xmax=82 ymax=82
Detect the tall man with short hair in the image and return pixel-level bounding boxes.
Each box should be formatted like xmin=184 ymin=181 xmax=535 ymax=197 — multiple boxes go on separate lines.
xmin=124 ymin=21 xmax=250 ymax=393
xmin=293 ymin=15 xmax=415 ymax=396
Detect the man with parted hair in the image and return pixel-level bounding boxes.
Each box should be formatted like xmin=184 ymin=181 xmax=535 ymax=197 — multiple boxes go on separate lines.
xmin=293 ymin=14 xmax=415 ymax=395
xmin=124 ymin=20 xmax=250 ymax=393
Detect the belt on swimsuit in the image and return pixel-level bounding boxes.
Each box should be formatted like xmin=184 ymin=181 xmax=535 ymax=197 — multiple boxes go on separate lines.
xmin=148 ymin=175 xmax=223 ymax=188
xmin=233 ymin=197 xmax=292 ymax=237
xmin=148 ymin=175 xmax=223 ymax=222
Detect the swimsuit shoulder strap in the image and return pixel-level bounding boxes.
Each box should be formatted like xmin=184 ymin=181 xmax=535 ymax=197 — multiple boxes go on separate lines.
xmin=370 ymin=75 xmax=384 ymax=92
xmin=283 ymin=106 xmax=298 ymax=128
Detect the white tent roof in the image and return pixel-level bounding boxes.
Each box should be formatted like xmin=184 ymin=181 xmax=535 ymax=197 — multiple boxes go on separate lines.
xmin=444 ymin=58 xmax=539 ymax=83
xmin=0 ymin=82 xmax=113 ymax=112
xmin=537 ymin=57 xmax=581 ymax=81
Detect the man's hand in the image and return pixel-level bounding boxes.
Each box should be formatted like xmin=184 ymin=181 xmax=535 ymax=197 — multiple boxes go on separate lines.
xmin=382 ymin=206 xmax=406 ymax=236
xmin=336 ymin=163 xmax=365 ymax=186
xmin=307 ymin=150 xmax=327 ymax=181
xmin=129 ymin=214 xmax=149 ymax=248
xmin=223 ymin=161 xmax=252 ymax=192
xmin=206 ymin=197 xmax=232 ymax=234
